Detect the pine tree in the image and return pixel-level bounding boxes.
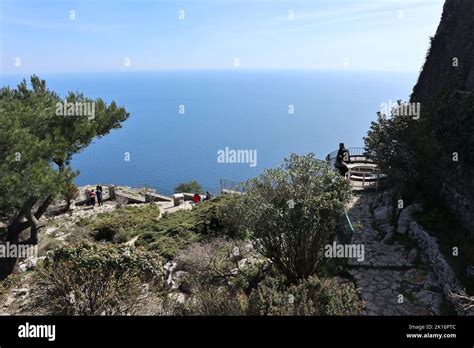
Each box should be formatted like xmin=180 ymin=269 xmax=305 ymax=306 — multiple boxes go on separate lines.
xmin=0 ymin=76 xmax=129 ymax=278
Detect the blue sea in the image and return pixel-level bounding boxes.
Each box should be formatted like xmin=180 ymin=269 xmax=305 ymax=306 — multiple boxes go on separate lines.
xmin=1 ymin=70 xmax=417 ymax=195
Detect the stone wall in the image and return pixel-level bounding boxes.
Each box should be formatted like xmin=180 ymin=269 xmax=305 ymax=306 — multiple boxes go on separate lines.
xmin=406 ymin=221 xmax=469 ymax=315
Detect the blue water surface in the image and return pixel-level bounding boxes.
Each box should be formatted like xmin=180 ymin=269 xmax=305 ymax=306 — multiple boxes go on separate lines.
xmin=1 ymin=70 xmax=417 ymax=194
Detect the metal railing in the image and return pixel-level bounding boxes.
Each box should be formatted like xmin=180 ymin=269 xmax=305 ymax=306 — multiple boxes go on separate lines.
xmin=219 ymin=179 xmax=245 ymax=195
xmin=347 ymin=168 xmax=382 ymax=189
xmin=324 ymin=147 xmax=372 ymax=168
xmin=325 ymin=147 xmax=384 ymax=190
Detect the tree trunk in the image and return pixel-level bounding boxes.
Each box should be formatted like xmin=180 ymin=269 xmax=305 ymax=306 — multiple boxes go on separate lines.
xmin=0 ymin=196 xmax=50 ymax=280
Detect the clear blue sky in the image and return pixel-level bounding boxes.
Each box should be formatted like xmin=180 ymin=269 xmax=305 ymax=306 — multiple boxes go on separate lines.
xmin=0 ymin=0 xmax=444 ymax=73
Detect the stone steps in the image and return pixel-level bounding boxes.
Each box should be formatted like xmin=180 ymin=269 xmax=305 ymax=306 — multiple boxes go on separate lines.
xmin=346 ymin=193 xmax=445 ymax=316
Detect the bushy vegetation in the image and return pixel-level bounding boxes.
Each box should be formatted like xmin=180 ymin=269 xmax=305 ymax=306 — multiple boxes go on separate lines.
xmin=0 ymin=273 xmax=25 ymax=303
xmin=364 ymin=73 xmax=474 ymax=203
xmin=1 ymin=152 xmax=361 ymax=316
xmin=176 ymin=277 xmax=361 ymax=316
xmin=83 ymin=204 xmax=161 ymax=242
xmin=30 ymin=236 xmax=362 ymax=316
xmin=174 ymin=180 xmax=203 ymax=194
xmin=170 ymin=239 xmax=361 ymax=316
xmin=174 ymin=238 xmax=265 ymax=293
xmin=0 ymin=76 xmax=129 ymax=279
xmin=71 ymin=153 xmax=360 ymax=316
xmin=82 ymin=195 xmax=246 ymax=259
xmin=247 ymin=274 xmax=361 ymax=315
xmin=364 ymin=106 xmax=444 ymax=203
xmin=35 ymin=242 xmax=164 ymax=315
xmin=239 ymin=153 xmax=351 ymax=281
xmin=178 ymin=284 xmax=248 ymax=316
xmin=364 ymin=71 xmax=474 ymax=292
xmin=62 ymin=182 xmax=79 ymax=211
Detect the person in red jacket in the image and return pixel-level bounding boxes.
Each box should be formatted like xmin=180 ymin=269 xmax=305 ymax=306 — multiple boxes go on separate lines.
xmin=192 ymin=193 xmax=200 ymax=204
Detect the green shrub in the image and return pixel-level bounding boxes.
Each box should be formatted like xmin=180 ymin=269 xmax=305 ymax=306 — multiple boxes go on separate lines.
xmin=240 ymin=153 xmax=351 ymax=281
xmin=147 ymin=195 xmax=244 ymax=237
xmin=180 ymin=285 xmax=248 ymax=316
xmin=174 ymin=180 xmax=203 ymax=194
xmin=62 ymin=182 xmax=79 ymax=210
xmin=190 ymin=195 xmax=247 ymax=239
xmin=38 ymin=235 xmax=64 ymax=255
xmin=364 ymin=73 xmax=474 ymax=202
xmin=83 ymin=204 xmax=161 ymax=233
xmin=174 ymin=238 xmax=263 ymax=293
xmin=247 ymin=275 xmax=295 ymax=315
xmin=92 ymin=226 xmax=132 ymax=244
xmin=174 ymin=273 xmax=361 ymax=316
xmin=136 ymin=229 xmax=199 ymax=259
xmin=82 ymin=196 xmax=246 ymax=259
xmin=248 ymin=275 xmax=362 ymax=316
xmin=64 ymin=226 xmax=94 ymax=245
xmin=0 ymin=273 xmax=24 ymax=302
xmin=35 ymin=242 xmax=164 ymax=315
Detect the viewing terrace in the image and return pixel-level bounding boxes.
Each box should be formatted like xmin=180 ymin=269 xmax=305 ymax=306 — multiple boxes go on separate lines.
xmin=325 ymin=147 xmax=385 ymax=190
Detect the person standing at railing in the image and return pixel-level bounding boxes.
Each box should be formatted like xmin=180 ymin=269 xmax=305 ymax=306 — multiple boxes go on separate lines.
xmin=335 ymin=142 xmax=349 ymax=176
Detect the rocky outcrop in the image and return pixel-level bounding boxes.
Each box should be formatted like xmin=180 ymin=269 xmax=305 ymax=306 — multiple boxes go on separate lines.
xmin=371 ymin=192 xmax=397 ymax=243
xmin=396 ymin=203 xmax=423 ymax=234
xmin=440 ymin=166 xmax=474 ymax=235
xmin=412 ymin=0 xmax=474 ymax=102
xmin=45 ymin=185 xmax=173 ymax=218
xmin=411 ymin=0 xmax=474 ymax=235
xmin=407 ymin=221 xmax=470 ymax=315
xmin=372 ymin=191 xmax=392 ymax=225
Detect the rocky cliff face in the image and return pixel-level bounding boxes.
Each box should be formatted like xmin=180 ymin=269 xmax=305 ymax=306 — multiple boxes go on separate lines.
xmin=412 ymin=0 xmax=474 ymax=101
xmin=411 ymin=0 xmax=474 ymax=234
